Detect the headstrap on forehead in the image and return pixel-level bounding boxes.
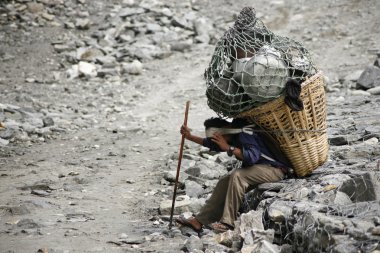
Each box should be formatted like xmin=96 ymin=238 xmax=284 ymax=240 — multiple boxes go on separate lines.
xmin=205 ymin=124 xmax=256 ymax=137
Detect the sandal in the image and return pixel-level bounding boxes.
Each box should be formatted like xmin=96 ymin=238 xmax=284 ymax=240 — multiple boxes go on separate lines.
xmin=209 ymin=222 xmax=234 ymax=233
xmin=175 ymin=216 xmax=203 ymax=233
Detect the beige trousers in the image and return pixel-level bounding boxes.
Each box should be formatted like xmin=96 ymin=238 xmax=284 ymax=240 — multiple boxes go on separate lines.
xmin=195 ymin=163 xmax=284 ymax=227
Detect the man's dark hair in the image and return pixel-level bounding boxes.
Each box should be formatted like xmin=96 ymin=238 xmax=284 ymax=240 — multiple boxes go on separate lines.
xmin=230 ymin=118 xmax=250 ymax=128
xmin=204 ymin=117 xmax=250 ymax=129
xmin=204 ymin=118 xmax=230 ymax=129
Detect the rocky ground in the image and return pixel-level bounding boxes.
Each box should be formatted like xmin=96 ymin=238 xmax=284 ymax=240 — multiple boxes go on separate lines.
xmin=0 ymin=0 xmax=380 ymax=252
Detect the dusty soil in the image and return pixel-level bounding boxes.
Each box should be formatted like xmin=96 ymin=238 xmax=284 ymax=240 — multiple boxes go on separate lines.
xmin=0 ymin=0 xmax=379 ymax=252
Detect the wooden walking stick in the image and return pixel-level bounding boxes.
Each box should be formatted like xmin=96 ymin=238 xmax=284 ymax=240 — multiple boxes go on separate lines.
xmin=168 ymin=101 xmax=190 ymax=229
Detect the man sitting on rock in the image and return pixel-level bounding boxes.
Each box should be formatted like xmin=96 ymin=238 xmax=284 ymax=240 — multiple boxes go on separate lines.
xmin=176 ymin=117 xmax=291 ymax=233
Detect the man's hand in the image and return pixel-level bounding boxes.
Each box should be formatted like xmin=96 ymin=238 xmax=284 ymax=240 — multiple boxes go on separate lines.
xmin=180 ymin=125 xmax=191 ymax=139
xmin=211 ymin=133 xmax=229 ymax=151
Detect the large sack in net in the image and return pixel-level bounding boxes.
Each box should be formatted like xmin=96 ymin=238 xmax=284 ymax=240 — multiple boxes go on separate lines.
xmin=271 ymin=35 xmax=316 ymax=81
xmin=206 ymin=78 xmax=254 ymax=116
xmin=240 ymin=45 xmax=288 ymax=102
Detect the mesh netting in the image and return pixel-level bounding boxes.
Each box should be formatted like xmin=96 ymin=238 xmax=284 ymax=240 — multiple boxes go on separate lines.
xmin=205 ymin=7 xmax=317 ymax=117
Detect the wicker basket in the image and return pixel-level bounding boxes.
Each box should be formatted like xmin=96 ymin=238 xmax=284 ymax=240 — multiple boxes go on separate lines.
xmin=238 ymin=71 xmax=328 ymax=177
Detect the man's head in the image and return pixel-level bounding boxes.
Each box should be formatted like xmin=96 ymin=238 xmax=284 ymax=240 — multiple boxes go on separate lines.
xmin=204 ymin=117 xmax=250 ymax=137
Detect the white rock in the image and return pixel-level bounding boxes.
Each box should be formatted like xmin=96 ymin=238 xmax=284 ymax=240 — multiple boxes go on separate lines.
xmin=350 ymin=90 xmax=371 ymax=96
xmin=41 ymin=13 xmax=54 ymax=21
xmin=66 ymin=64 xmax=80 ymax=79
xmin=294 ymin=187 xmax=309 ymax=200
xmin=238 ymin=210 xmax=264 ymax=238
xmin=123 ymin=0 xmax=135 ymax=6
xmin=78 ymin=61 xmax=97 ymax=77
xmin=122 ymin=60 xmax=143 ymax=75
xmin=364 ymin=137 xmax=378 ymax=145
xmin=344 ymin=70 xmax=363 ymax=82
xmin=367 ymin=86 xmax=380 ymax=95
xmin=0 ymin=138 xmax=9 ymax=146
xmin=334 ymin=191 xmax=352 ymax=205
xmin=215 ymin=230 xmax=235 ymax=247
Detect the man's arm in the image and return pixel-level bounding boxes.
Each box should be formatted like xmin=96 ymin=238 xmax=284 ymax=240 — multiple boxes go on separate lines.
xmin=181 ymin=125 xmax=203 ymax=145
xmin=211 ymin=133 xmax=244 ymax=160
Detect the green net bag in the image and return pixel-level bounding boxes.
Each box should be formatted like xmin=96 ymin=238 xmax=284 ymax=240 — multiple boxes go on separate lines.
xmin=205 ymin=7 xmax=317 ymax=117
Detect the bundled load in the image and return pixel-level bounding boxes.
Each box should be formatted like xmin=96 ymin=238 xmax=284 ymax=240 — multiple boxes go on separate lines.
xmin=205 ymin=7 xmax=317 ymax=118
xmin=205 ymin=7 xmax=328 ymax=177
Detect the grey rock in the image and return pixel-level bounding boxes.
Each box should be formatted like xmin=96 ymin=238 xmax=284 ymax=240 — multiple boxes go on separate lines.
xmin=334 ymin=191 xmax=352 ymax=205
xmin=24 ymin=114 xmax=44 ymax=128
xmin=243 ymin=229 xmax=275 ymax=246
xmin=357 ymin=65 xmax=380 ymax=89
xmin=97 ymin=68 xmax=119 ymax=78
xmin=183 ymin=235 xmax=204 ymax=252
xmin=185 ymin=180 xmax=204 ymax=198
xmin=338 ymin=173 xmax=377 ymax=202
xmin=267 ymin=200 xmax=293 ymax=222
xmin=31 ymin=190 xmax=51 ymax=197
xmin=77 ymin=47 xmax=104 ymax=62
xmin=65 ymin=213 xmax=95 ymax=222
xmin=292 ymin=201 xmax=327 ymax=215
xmin=372 ymin=226 xmax=380 ymax=236
xmin=95 ymin=56 xmax=117 ymax=67
xmin=0 ymin=205 xmax=30 ymax=215
xmin=374 ymin=216 xmax=380 ymax=226
xmin=42 ymin=117 xmax=54 ymax=127
xmin=185 ymin=160 xmax=226 ymax=180
xmin=188 ymin=198 xmax=206 ymax=214
xmin=279 ymin=244 xmax=293 ymax=253
xmin=163 ymin=170 xmax=188 ymax=184
xmin=119 ymin=7 xmax=145 ymax=18
xmin=331 ymin=245 xmax=358 ymax=253
xmin=238 ymin=210 xmax=264 ymax=237
xmin=159 ymin=195 xmax=192 ymax=215
xmin=319 ymin=174 xmax=351 ymax=187
xmin=193 ymin=17 xmax=212 ymax=44
xmin=241 ymin=239 xmax=280 ymax=253
xmin=64 ymin=21 xmax=75 ymax=29
xmin=27 ymin=2 xmax=44 ymax=13
xmin=17 ymin=218 xmax=40 ymax=228
xmin=170 ymin=42 xmax=192 ymax=52
xmin=75 ymin=18 xmax=91 ymax=30
xmin=214 ymin=230 xmax=236 ymax=247
xmin=343 ymin=70 xmax=363 ymax=82
xmin=54 ymin=44 xmax=73 ymax=53
xmin=171 ymin=16 xmax=193 ymax=30
xmin=328 ymin=134 xmax=361 ymax=146
xmin=0 ymin=128 xmax=15 ymax=139
xmin=146 ymin=23 xmax=162 ymax=33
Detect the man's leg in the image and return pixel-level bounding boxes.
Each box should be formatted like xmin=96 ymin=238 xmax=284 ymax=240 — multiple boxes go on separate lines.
xmin=195 ymin=174 xmax=231 ymax=225
xmin=219 ymin=164 xmax=284 ymax=227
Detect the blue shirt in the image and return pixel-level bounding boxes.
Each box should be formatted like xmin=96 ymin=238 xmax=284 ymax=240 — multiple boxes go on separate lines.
xmin=202 ymin=132 xmax=290 ymax=169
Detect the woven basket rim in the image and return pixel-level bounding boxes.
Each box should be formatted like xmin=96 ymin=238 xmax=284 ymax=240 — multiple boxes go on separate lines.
xmin=237 ymin=71 xmax=324 ymax=118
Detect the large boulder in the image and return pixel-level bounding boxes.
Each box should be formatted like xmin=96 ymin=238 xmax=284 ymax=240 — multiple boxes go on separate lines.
xmin=357 ymin=65 xmax=380 ymax=89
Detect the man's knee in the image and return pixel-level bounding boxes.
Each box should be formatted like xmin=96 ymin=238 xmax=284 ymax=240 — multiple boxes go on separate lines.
xmin=229 ymin=169 xmax=248 ymax=187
